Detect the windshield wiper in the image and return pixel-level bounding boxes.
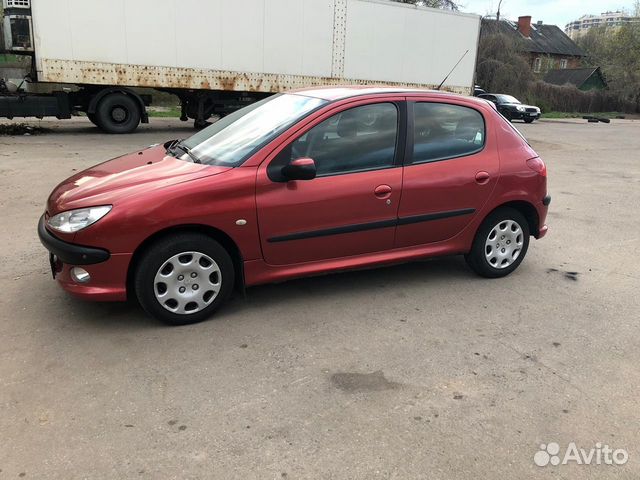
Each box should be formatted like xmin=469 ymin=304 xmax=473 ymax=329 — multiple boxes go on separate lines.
xmin=168 ymin=140 xmax=201 ymax=164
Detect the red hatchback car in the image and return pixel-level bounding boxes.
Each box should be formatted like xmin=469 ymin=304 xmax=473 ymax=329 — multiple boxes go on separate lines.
xmin=39 ymin=87 xmax=549 ymax=324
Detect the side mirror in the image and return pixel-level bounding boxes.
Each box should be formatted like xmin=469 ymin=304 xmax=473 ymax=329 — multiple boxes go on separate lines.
xmin=281 ymin=157 xmax=316 ymax=181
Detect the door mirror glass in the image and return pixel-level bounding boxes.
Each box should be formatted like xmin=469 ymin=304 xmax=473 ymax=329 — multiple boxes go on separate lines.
xmin=281 ymin=157 xmax=317 ymax=181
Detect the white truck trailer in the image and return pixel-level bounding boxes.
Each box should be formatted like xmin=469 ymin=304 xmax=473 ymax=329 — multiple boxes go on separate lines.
xmin=0 ymin=0 xmax=480 ymax=133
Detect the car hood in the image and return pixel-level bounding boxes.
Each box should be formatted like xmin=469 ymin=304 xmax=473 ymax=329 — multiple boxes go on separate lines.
xmin=47 ymin=145 xmax=231 ymax=215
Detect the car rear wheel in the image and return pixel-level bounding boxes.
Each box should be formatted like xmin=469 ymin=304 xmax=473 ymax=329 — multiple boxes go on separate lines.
xmin=134 ymin=233 xmax=235 ymax=325
xmin=465 ymin=207 xmax=530 ymax=278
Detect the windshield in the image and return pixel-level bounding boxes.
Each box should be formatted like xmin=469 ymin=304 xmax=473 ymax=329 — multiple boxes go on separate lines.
xmin=496 ymin=95 xmax=521 ymax=104
xmin=174 ymin=94 xmax=328 ymax=166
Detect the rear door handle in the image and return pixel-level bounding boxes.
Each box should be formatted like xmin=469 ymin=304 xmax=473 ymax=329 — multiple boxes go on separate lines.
xmin=475 ymin=171 xmax=490 ymax=184
xmin=374 ymin=184 xmax=392 ymax=198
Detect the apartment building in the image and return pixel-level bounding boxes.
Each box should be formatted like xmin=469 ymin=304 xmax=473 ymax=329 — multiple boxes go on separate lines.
xmin=565 ymin=11 xmax=639 ymax=39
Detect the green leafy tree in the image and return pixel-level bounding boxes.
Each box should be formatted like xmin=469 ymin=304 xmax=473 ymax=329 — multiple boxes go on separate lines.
xmin=577 ymin=23 xmax=640 ymax=110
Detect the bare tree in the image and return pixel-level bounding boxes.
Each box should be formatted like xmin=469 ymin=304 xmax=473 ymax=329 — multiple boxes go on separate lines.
xmin=391 ymin=0 xmax=460 ymax=11
xmin=475 ymin=22 xmax=530 ymax=95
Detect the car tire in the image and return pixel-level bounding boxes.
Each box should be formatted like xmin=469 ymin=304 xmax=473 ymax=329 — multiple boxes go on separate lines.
xmin=503 ymin=111 xmax=513 ymax=122
xmin=465 ymin=207 xmax=530 ymax=278
xmin=95 ymin=93 xmax=141 ymax=134
xmin=524 ymin=117 xmax=535 ymax=124
xmin=134 ymin=233 xmax=235 ymax=325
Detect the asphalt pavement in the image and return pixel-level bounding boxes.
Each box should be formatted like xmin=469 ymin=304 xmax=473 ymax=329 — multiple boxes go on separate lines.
xmin=1 ymin=117 xmax=639 ymax=479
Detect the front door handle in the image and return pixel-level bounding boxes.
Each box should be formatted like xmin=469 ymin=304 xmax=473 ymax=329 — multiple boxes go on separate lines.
xmin=475 ymin=171 xmax=490 ymax=185
xmin=374 ymin=184 xmax=392 ymax=199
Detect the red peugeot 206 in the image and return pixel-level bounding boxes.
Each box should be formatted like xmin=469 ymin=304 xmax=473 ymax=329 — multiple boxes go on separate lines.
xmin=39 ymin=87 xmax=549 ymax=325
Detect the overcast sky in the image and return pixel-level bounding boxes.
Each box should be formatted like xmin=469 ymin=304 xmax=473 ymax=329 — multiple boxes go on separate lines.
xmin=460 ymin=0 xmax=637 ymax=27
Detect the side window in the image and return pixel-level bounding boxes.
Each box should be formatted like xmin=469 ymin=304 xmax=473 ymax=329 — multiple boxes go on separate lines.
xmin=411 ymin=102 xmax=485 ymax=165
xmin=269 ymin=102 xmax=398 ymax=180
xmin=533 ymin=57 xmax=542 ymax=73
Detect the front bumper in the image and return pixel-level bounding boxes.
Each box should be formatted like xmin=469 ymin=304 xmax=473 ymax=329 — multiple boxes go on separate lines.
xmin=38 ymin=215 xmax=110 ymax=265
xmin=512 ymin=111 xmax=541 ymax=120
xmin=38 ymin=215 xmax=129 ymax=301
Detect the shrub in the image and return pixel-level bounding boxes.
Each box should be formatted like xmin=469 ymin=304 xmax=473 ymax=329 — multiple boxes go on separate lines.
xmin=476 ymin=25 xmax=640 ymax=114
xmin=523 ymin=81 xmax=637 ymax=113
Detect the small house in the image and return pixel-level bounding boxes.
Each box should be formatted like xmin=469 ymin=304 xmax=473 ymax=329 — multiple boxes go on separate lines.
xmin=543 ymin=67 xmax=607 ymax=91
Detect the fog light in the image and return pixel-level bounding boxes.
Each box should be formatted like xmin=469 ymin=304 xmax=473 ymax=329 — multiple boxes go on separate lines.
xmin=71 ymin=267 xmax=91 ymax=284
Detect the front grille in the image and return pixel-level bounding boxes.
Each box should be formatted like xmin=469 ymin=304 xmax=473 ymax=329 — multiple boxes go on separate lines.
xmin=525 ymin=108 xmax=538 ymax=113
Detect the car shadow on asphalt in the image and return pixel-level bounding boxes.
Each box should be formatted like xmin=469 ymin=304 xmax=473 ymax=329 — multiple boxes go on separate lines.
xmin=61 ymin=255 xmax=474 ymax=330
xmin=243 ymin=256 xmax=471 ymax=301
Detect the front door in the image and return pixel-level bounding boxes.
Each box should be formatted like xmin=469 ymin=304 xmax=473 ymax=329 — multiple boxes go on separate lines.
xmin=395 ymin=100 xmax=499 ymax=248
xmin=256 ymin=100 xmax=404 ymax=266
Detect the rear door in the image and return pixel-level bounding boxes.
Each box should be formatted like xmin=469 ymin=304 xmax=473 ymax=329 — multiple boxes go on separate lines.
xmin=256 ymin=98 xmax=406 ymax=265
xmin=395 ymin=99 xmax=499 ymax=248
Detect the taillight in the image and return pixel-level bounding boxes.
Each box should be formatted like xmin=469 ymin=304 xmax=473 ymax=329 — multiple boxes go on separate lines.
xmin=526 ymin=157 xmax=547 ymax=176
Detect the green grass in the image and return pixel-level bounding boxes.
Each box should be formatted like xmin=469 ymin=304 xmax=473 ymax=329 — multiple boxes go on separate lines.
xmin=542 ymin=111 xmax=623 ymax=119
xmin=0 ymin=54 xmax=31 ymax=66
xmin=147 ymin=107 xmax=181 ymax=118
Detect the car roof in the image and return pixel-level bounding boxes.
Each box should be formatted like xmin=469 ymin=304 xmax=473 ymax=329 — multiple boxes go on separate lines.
xmin=287 ymin=86 xmax=493 ymax=110
xmin=288 ymin=85 xmax=463 ymax=102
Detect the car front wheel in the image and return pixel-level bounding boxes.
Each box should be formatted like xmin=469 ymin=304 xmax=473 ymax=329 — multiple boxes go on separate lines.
xmin=134 ymin=233 xmax=235 ymax=325
xmin=465 ymin=207 xmax=530 ymax=278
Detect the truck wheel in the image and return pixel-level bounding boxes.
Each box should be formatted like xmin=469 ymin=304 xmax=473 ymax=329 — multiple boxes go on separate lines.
xmin=95 ymin=93 xmax=141 ymax=134
xmin=87 ymin=113 xmax=99 ymax=127
xmin=134 ymin=233 xmax=235 ymax=325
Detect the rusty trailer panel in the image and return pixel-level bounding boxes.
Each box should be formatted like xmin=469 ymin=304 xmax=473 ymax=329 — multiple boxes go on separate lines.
xmin=30 ymin=0 xmax=480 ymax=96
xmin=9 ymin=0 xmax=481 ymax=130
xmin=39 ymin=59 xmax=472 ymax=96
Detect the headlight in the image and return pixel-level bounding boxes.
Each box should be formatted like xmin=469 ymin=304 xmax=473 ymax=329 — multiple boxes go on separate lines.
xmin=516 ymin=105 xmax=526 ymax=112
xmin=47 ymin=206 xmax=112 ymax=233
